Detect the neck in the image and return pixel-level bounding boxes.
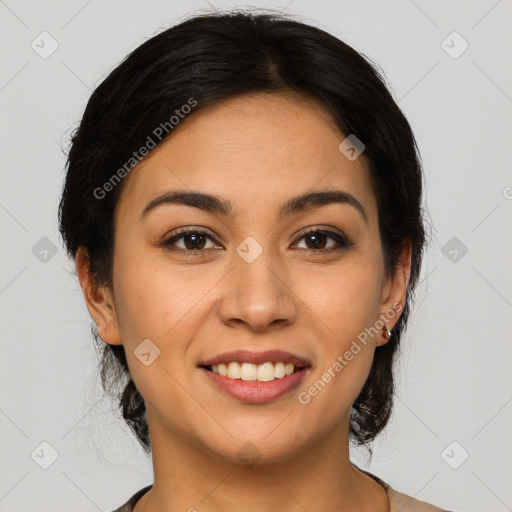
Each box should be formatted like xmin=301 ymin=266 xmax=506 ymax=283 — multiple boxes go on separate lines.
xmin=135 ymin=410 xmax=388 ymax=512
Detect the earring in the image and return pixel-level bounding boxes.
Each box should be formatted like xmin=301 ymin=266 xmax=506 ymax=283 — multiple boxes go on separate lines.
xmin=382 ymin=325 xmax=391 ymax=340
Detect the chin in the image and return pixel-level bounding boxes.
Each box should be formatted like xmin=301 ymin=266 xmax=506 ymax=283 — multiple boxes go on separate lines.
xmin=204 ymin=433 xmax=304 ymax=466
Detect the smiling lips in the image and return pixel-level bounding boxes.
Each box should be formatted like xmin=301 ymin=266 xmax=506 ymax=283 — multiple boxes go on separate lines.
xmin=211 ymin=361 xmax=297 ymax=382
xmin=199 ymin=349 xmax=310 ymax=381
xmin=199 ymin=349 xmax=311 ymax=403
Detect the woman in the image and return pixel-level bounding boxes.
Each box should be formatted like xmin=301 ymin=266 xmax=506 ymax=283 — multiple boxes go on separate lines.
xmin=59 ymin=9 xmax=452 ymax=512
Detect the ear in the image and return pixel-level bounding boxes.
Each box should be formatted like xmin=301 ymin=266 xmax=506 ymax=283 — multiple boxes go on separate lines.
xmin=376 ymin=238 xmax=412 ymax=347
xmin=75 ymin=246 xmax=122 ymax=346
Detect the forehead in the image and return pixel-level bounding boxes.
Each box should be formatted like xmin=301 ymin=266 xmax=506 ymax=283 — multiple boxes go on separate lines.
xmin=115 ymin=91 xmax=377 ymax=223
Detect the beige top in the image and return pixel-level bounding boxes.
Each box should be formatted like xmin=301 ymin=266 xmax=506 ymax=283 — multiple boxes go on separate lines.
xmin=387 ymin=486 xmax=449 ymax=510
xmin=112 ymin=474 xmax=451 ymax=512
xmin=360 ymin=468 xmax=451 ymax=511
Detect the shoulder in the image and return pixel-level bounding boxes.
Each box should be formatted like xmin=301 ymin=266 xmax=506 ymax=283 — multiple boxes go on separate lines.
xmin=387 ymin=486 xmax=454 ymax=512
xmin=110 ymin=485 xmax=152 ymax=512
xmin=355 ymin=466 xmax=453 ymax=512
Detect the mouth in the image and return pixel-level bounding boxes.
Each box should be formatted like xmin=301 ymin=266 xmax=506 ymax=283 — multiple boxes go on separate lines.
xmin=200 ymin=361 xmax=308 ymax=382
xmin=198 ymin=350 xmax=312 ymax=403
xmin=198 ymin=349 xmax=311 ymax=381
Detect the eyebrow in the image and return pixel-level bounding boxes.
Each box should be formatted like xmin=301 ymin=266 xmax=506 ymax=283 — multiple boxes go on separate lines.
xmin=141 ymin=189 xmax=368 ymax=225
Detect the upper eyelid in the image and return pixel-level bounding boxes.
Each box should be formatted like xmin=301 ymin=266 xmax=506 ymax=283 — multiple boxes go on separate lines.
xmin=297 ymin=226 xmax=348 ymax=239
xmin=167 ymin=226 xmax=219 ymax=242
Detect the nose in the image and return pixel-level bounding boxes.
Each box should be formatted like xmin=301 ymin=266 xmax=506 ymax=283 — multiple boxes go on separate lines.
xmin=217 ymin=247 xmax=298 ymax=333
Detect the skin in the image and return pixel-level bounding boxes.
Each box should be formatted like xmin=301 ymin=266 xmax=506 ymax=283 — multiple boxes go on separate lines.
xmin=76 ymin=90 xmax=411 ymax=512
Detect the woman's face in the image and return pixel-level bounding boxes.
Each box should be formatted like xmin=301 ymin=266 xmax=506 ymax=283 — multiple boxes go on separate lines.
xmin=86 ymin=91 xmax=408 ymax=463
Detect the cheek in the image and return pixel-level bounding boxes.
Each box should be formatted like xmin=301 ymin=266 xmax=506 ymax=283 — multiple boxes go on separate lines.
xmin=111 ymin=250 xmax=218 ymax=381
xmin=295 ymin=258 xmax=382 ymax=410
xmin=110 ymin=262 xmax=208 ymax=421
xmin=304 ymin=256 xmax=383 ymax=339
xmin=112 ymin=242 xmax=204 ymax=339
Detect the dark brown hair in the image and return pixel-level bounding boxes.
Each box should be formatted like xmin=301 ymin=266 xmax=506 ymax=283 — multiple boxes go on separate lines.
xmin=59 ymin=9 xmax=428 ymax=454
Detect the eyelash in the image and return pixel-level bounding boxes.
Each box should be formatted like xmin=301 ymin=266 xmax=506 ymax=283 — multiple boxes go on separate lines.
xmin=161 ymin=226 xmax=354 ymax=257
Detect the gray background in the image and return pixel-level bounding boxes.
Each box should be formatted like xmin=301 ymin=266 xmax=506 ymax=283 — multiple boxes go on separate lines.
xmin=1 ymin=0 xmax=511 ymax=510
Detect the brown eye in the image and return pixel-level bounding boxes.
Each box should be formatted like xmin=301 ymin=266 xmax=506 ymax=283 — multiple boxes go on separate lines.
xmin=294 ymin=229 xmax=353 ymax=254
xmin=163 ymin=228 xmax=221 ymax=255
xmin=178 ymin=232 xmax=208 ymax=250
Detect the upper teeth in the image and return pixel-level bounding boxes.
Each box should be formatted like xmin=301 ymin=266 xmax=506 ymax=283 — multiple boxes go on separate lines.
xmin=211 ymin=362 xmax=296 ymax=381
